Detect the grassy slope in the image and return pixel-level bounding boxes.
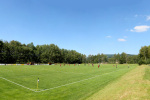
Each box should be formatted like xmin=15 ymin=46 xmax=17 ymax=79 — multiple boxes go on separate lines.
xmin=0 ymin=64 xmax=137 ymax=100
xmin=87 ymin=65 xmax=150 ymax=100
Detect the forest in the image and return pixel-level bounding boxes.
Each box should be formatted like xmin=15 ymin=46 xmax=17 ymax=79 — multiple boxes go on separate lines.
xmin=0 ymin=40 xmax=149 ymax=65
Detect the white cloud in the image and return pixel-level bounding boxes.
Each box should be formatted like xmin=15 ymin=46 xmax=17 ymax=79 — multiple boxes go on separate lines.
xmin=146 ymin=16 xmax=150 ymax=21
xmin=118 ymin=39 xmax=126 ymax=42
xmin=124 ymin=36 xmax=128 ymax=38
xmin=130 ymin=25 xmax=150 ymax=32
xmin=106 ymin=36 xmax=112 ymax=38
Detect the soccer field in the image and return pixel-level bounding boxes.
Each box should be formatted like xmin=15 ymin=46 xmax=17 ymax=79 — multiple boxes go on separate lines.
xmin=0 ymin=64 xmax=137 ymax=100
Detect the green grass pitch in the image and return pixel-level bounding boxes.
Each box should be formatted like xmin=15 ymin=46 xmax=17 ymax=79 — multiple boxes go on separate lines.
xmin=0 ymin=64 xmax=137 ymax=100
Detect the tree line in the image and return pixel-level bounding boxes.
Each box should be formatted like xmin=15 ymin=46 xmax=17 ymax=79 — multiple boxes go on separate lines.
xmin=138 ymin=46 xmax=150 ymax=65
xmin=0 ymin=40 xmax=85 ymax=64
xmin=86 ymin=53 xmax=139 ymax=64
xmin=0 ymin=40 xmax=149 ymax=65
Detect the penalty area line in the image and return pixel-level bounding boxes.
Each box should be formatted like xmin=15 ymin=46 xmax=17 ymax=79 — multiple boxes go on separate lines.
xmin=35 ymin=68 xmax=125 ymax=92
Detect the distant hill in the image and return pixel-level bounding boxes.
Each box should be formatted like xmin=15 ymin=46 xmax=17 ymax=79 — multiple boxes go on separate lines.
xmin=105 ymin=54 xmax=114 ymax=58
xmin=105 ymin=54 xmax=137 ymax=58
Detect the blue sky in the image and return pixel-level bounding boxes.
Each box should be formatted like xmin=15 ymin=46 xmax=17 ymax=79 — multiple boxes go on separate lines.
xmin=0 ymin=0 xmax=150 ymax=55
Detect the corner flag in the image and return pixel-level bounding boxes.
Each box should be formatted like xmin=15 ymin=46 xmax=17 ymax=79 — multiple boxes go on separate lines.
xmin=38 ymin=78 xmax=39 ymax=83
xmin=37 ymin=78 xmax=39 ymax=90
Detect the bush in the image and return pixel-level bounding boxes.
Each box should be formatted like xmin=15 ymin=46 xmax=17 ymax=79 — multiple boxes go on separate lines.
xmin=138 ymin=59 xmax=146 ymax=65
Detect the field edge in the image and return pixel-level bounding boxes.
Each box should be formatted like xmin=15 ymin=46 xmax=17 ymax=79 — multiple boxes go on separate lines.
xmin=86 ymin=65 xmax=150 ymax=100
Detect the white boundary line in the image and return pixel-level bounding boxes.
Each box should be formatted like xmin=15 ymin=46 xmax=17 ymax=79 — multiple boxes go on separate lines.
xmin=0 ymin=77 xmax=35 ymax=92
xmin=36 ymin=69 xmax=126 ymax=92
xmin=0 ymin=68 xmax=128 ymax=92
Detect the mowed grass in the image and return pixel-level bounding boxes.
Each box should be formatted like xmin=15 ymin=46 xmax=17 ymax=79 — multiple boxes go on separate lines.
xmin=144 ymin=66 xmax=150 ymax=80
xmin=87 ymin=65 xmax=150 ymax=100
xmin=0 ymin=64 xmax=137 ymax=100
